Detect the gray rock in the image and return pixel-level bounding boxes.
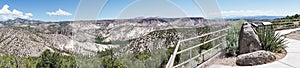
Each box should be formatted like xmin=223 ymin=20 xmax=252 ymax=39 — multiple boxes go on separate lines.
xmin=0 ymin=28 xmax=114 ymax=56
xmin=0 ymin=17 xmax=229 ymax=56
xmin=238 ymin=22 xmax=262 ymax=54
xmin=236 ymin=50 xmax=276 ymax=66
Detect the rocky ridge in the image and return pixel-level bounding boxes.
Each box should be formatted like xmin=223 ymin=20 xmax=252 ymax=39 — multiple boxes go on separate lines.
xmin=0 ymin=17 xmax=226 ymax=56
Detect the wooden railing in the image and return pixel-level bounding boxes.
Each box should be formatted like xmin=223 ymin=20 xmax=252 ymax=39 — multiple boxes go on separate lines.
xmin=254 ymin=22 xmax=299 ymax=31
xmin=166 ymin=27 xmax=229 ymax=68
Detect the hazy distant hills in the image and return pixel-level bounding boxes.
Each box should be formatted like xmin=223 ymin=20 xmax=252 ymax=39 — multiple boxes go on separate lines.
xmin=0 ymin=18 xmax=43 ymax=25
xmin=0 ymin=16 xmax=284 ymax=24
xmin=224 ymin=16 xmax=285 ymax=20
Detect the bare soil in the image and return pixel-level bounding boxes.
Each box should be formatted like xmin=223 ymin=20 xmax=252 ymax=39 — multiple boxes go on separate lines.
xmin=213 ymin=56 xmax=237 ymax=66
xmin=274 ymin=49 xmax=287 ymax=61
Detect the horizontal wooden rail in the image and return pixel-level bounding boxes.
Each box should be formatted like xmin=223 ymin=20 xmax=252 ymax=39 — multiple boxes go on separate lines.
xmin=201 ymin=42 xmax=223 ymax=55
xmin=179 ymin=28 xmax=229 ymax=42
xmin=176 ymin=34 xmax=226 ymax=55
xmin=173 ymin=42 xmax=223 ymax=68
xmin=166 ymin=27 xmax=229 ymax=68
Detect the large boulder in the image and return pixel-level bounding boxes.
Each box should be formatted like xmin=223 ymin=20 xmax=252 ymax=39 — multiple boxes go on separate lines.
xmin=236 ymin=50 xmax=276 ymax=66
xmin=238 ymin=22 xmax=262 ymax=54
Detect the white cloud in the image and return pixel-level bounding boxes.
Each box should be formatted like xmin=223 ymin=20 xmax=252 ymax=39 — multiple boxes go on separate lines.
xmin=0 ymin=4 xmax=33 ymax=20
xmin=47 ymin=9 xmax=72 ymax=16
xmin=221 ymin=10 xmax=300 ymax=16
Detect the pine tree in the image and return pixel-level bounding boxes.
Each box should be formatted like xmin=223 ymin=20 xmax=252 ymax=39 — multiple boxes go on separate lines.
xmin=294 ymin=14 xmax=299 ymax=18
xmin=37 ymin=49 xmax=52 ymax=68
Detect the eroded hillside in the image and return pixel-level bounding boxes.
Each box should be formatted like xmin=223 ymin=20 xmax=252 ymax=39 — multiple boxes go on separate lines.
xmin=0 ymin=17 xmax=226 ymax=56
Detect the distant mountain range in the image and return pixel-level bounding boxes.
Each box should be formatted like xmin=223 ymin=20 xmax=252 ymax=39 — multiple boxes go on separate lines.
xmin=0 ymin=16 xmax=285 ymax=24
xmin=0 ymin=17 xmax=205 ymax=24
xmin=0 ymin=18 xmax=43 ymax=25
xmin=224 ymin=16 xmax=285 ymax=20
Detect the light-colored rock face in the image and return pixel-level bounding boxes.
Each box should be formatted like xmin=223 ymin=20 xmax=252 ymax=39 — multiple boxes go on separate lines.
xmin=236 ymin=50 xmax=276 ymax=66
xmin=238 ymin=22 xmax=262 ymax=54
xmin=119 ymin=27 xmax=213 ymax=54
xmin=0 ymin=17 xmax=227 ymax=56
xmin=0 ymin=28 xmax=115 ymax=56
xmin=0 ymin=28 xmax=47 ymax=56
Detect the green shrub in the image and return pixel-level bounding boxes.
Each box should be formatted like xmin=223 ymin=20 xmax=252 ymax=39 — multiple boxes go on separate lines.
xmin=100 ymin=56 xmax=127 ymax=68
xmin=97 ymin=49 xmax=113 ymax=57
xmin=0 ymin=54 xmax=17 ymax=68
xmin=225 ymin=20 xmax=243 ymax=57
xmin=36 ymin=49 xmax=77 ymax=68
xmin=134 ymin=52 xmax=151 ymax=61
xmin=95 ymin=48 xmax=127 ymax=68
xmin=95 ymin=36 xmax=132 ymax=45
xmin=36 ymin=49 xmax=60 ymax=68
xmin=95 ymin=36 xmax=112 ymax=44
xmin=199 ymin=35 xmax=213 ymax=50
xmin=20 ymin=57 xmax=38 ymax=68
xmin=257 ymin=26 xmax=287 ymax=53
xmin=225 ymin=27 xmax=239 ymax=56
xmin=0 ymin=49 xmax=77 ymax=68
xmin=200 ymin=42 xmax=213 ymax=50
xmin=159 ymin=47 xmax=180 ymax=68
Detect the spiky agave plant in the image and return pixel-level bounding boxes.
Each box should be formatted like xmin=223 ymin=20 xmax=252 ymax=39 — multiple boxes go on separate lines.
xmin=257 ymin=26 xmax=287 ymax=53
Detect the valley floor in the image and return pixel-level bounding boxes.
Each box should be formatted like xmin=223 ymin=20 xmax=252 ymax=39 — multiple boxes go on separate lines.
xmin=209 ymin=27 xmax=300 ymax=68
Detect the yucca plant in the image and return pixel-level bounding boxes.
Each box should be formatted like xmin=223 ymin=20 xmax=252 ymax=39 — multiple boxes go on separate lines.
xmin=225 ymin=27 xmax=239 ymax=56
xmin=257 ymin=26 xmax=287 ymax=53
xmin=225 ymin=20 xmax=242 ymax=57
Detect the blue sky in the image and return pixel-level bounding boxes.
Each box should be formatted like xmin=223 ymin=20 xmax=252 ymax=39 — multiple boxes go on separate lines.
xmin=0 ymin=0 xmax=300 ymax=21
xmin=218 ymin=0 xmax=300 ymax=17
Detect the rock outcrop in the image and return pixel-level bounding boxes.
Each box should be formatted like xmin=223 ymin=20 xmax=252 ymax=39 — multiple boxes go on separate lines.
xmin=0 ymin=17 xmax=227 ymax=56
xmin=118 ymin=27 xmax=212 ymax=54
xmin=238 ymin=22 xmax=261 ymax=54
xmin=0 ymin=28 xmax=114 ymax=56
xmin=236 ymin=50 xmax=276 ymax=66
